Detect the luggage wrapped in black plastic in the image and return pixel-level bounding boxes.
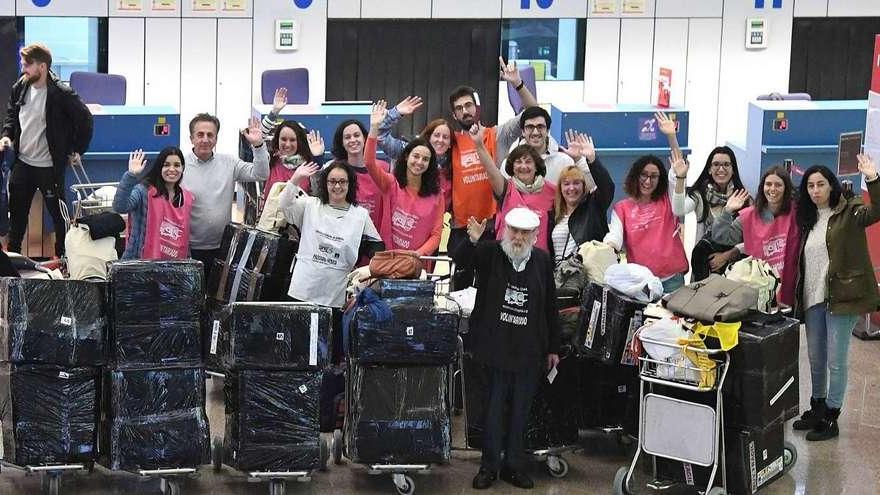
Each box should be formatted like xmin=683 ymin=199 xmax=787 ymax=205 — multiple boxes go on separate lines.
xmin=0 ymin=278 xmax=106 ymax=366
xmin=215 ymin=223 xmax=297 ymax=302
xmin=369 ymin=279 xmax=436 ymax=302
xmin=345 ymin=362 xmax=450 ymax=464
xmin=577 ymin=282 xmax=646 ymax=365
xmin=207 ymin=260 xmax=266 ymax=304
xmin=576 ymin=358 xmax=639 ymax=434
xmin=224 ymin=369 xmax=321 ymax=471
xmin=203 ymin=299 xmax=225 ymax=372
xmin=350 ymin=297 xmax=459 ymax=365
xmin=102 ymin=366 xmax=209 ymax=470
xmin=108 ymin=260 xmax=204 ymax=326
xmin=0 ymin=364 xmax=99 ymax=466
xmin=462 ymin=353 xmax=580 ymax=450
xmin=213 ymin=302 xmax=332 ymax=371
xmin=111 ymin=321 xmax=202 ymax=368
xmin=724 ymin=313 xmax=799 ymax=428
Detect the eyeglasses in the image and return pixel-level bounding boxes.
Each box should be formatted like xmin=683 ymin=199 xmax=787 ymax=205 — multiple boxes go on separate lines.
xmin=711 ymin=162 xmax=732 ymax=169
xmin=327 ymin=179 xmax=349 ymax=187
xmin=639 ymin=173 xmax=661 ymax=182
xmin=453 ymin=101 xmax=476 ymax=113
xmin=523 ymin=124 xmax=547 ymax=133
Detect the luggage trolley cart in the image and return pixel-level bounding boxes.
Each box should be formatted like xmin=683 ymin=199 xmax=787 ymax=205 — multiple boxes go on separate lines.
xmin=63 ymin=161 xmax=119 ymax=221
xmin=341 ymin=255 xmax=459 ymax=495
xmin=136 ymin=467 xmax=198 ymax=495
xmin=0 ymin=461 xmax=89 ymax=495
xmin=614 ymin=334 xmax=730 ymax=495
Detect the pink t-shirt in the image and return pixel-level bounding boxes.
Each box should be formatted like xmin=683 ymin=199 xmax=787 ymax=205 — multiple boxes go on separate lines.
xmin=614 ymin=195 xmax=688 ymax=278
xmin=141 ymin=186 xmax=193 ymax=260
xmin=739 ymin=204 xmax=801 ymax=306
xmin=494 ymin=180 xmax=556 ymax=252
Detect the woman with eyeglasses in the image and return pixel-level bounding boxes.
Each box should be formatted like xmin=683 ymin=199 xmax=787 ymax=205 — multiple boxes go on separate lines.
xmin=656 ymin=112 xmax=748 ymax=281
xmin=790 ymin=156 xmax=880 ymax=441
xmin=712 ymin=165 xmax=801 ymax=306
xmin=364 ymin=101 xmax=445 ymax=256
xmin=603 ymin=155 xmax=689 ymax=293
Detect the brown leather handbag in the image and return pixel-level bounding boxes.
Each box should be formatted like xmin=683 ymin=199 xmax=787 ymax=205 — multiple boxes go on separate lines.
xmin=369 ymin=250 xmax=423 ymax=279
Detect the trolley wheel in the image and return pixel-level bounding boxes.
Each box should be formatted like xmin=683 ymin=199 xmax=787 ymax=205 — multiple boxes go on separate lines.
xmin=612 ymin=466 xmax=630 ymax=495
xmin=212 ymin=437 xmax=224 ymax=472
xmin=332 ymin=429 xmax=343 ymax=465
xmin=161 ymin=478 xmax=181 ymax=495
xmin=783 ymin=441 xmax=798 ymax=471
xmin=706 ymin=488 xmax=726 ymax=495
xmin=41 ymin=475 xmax=60 ymax=495
xmin=268 ymin=479 xmax=285 ymax=495
xmin=319 ymin=434 xmax=330 ymax=471
xmin=393 ymin=474 xmax=415 ymax=495
xmin=546 ymin=456 xmax=569 ymax=478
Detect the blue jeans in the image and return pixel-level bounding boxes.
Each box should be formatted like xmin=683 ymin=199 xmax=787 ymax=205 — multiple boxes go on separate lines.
xmin=804 ymin=303 xmax=858 ymax=409
xmin=661 ymin=273 xmax=685 ymax=294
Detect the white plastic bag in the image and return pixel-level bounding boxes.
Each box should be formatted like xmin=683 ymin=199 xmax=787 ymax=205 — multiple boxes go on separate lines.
xmin=257 ymin=181 xmax=288 ymax=232
xmin=638 ymin=318 xmax=700 ymax=384
xmin=449 ymin=287 xmax=477 ymax=317
xmin=578 ymin=240 xmax=618 ymax=284
xmin=725 ymin=256 xmax=779 ymax=313
xmin=604 ymin=263 xmax=663 ymax=303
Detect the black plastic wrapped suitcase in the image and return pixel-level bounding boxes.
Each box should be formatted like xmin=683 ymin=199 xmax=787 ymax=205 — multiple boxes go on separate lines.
xmin=0 ymin=278 xmax=107 ymax=366
xmin=577 ymin=282 xmax=646 ymax=365
xmin=224 ymin=369 xmax=322 ymax=472
xmin=207 ymin=260 xmax=266 ymax=304
xmin=108 ymin=260 xmax=204 ymax=327
xmin=215 ymin=223 xmax=297 ymax=302
xmin=724 ymin=312 xmax=799 ymax=429
xmin=0 ymin=364 xmax=99 ymax=466
xmin=576 ymin=358 xmax=640 ymax=435
xmin=102 ymin=366 xmax=210 ymax=470
xmin=203 ymin=299 xmax=225 ymax=372
xmin=212 ymin=302 xmax=332 ymax=371
xmin=350 ymin=297 xmax=459 ymax=365
xmin=369 ymin=279 xmax=436 ymax=304
xmin=462 ymin=352 xmax=579 ymax=451
xmin=111 ymin=321 xmax=202 ymax=368
xmin=345 ymin=362 xmax=450 ymax=464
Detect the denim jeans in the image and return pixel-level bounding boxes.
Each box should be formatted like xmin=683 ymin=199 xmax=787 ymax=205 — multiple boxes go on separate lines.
xmin=804 ymin=303 xmax=858 ymax=409
xmin=661 ymin=272 xmax=686 ymax=294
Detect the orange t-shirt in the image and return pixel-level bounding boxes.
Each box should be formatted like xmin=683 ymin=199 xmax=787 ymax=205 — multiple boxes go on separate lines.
xmin=451 ymin=127 xmax=498 ymax=227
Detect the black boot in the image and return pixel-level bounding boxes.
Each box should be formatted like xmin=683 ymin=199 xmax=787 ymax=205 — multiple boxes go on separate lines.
xmin=472 ymin=467 xmax=497 ymax=490
xmin=793 ymin=397 xmax=826 ymax=431
xmin=806 ymin=407 xmax=840 ymax=441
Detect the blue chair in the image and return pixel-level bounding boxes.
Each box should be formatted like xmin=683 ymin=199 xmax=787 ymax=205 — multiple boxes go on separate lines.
xmin=69 ymin=72 xmax=127 ymax=105
xmin=261 ymin=68 xmax=309 ymax=105
xmin=507 ymin=65 xmax=537 ymax=113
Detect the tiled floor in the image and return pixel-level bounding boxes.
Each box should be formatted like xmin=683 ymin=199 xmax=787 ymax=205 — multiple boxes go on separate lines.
xmin=2 ymin=324 xmax=879 ymax=494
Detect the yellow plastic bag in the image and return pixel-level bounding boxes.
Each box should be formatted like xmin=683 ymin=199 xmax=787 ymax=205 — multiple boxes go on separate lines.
xmin=692 ymin=321 xmax=740 ymax=351
xmin=676 ymin=335 xmax=717 ymax=389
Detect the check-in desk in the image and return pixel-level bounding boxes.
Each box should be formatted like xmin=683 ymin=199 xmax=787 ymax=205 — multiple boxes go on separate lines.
xmin=726 ymin=100 xmax=867 ymax=192
xmin=23 ymin=105 xmax=179 ymax=257
xmin=251 ymin=103 xmax=371 ymax=150
xmin=550 ymin=103 xmax=690 ymax=206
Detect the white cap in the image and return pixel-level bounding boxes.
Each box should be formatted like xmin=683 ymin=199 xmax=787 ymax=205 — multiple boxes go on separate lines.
xmin=504 ymin=207 xmax=540 ymax=230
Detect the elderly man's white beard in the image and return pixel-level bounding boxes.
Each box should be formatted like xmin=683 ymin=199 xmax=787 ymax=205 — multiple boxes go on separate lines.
xmin=501 ymin=237 xmax=534 ymax=265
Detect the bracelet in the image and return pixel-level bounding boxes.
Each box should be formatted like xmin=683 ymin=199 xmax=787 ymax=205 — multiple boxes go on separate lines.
xmin=676 ymin=175 xmax=687 ymax=179
xmin=253 ymin=143 xmax=264 ymax=148
xmin=515 ymin=80 xmax=525 ymax=91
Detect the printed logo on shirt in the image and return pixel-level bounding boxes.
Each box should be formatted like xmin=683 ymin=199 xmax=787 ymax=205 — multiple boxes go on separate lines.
xmin=391 ymin=234 xmax=411 ymax=249
xmin=459 ymin=149 xmax=481 ymax=169
xmin=501 ymin=283 xmax=529 ymax=326
xmin=763 ymin=234 xmax=786 ymax=258
xmin=159 ymin=245 xmax=179 ymax=258
xmin=503 ymin=284 xmax=528 ymax=307
xmin=392 ymin=208 xmax=417 ymax=232
xmin=627 ymin=202 xmax=661 ymax=231
xmin=159 ymin=219 xmax=183 ymax=240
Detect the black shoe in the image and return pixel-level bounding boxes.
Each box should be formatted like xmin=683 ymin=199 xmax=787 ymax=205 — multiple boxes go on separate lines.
xmin=472 ymin=467 xmax=497 ymax=490
xmin=500 ymin=466 xmax=534 ymax=489
xmin=793 ymin=397 xmax=827 ymax=431
xmin=806 ymin=407 xmax=840 ymax=441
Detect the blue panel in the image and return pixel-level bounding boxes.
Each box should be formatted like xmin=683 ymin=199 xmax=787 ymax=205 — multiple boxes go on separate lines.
xmin=549 ymin=104 xmax=689 ymax=149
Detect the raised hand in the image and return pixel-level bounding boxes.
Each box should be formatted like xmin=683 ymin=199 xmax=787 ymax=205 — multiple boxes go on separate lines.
xmin=857 ymin=153 xmax=879 ymax=181
xmin=272 ymin=87 xmax=288 ymax=114
xmin=307 ymin=130 xmax=324 ymax=157
xmin=467 ymin=123 xmax=486 ymax=145
xmin=725 ymin=189 xmax=750 ymax=213
xmin=290 ymin=162 xmax=320 ymax=184
xmin=467 ymin=216 xmax=487 ymax=243
xmin=395 ymin=96 xmax=423 ymax=116
xmin=68 ymin=152 xmax=82 ymax=167
xmin=654 ymin=111 xmax=677 ymax=136
xmin=560 ymin=129 xmax=596 ymax=163
xmin=370 ymin=100 xmax=388 ymax=129
xmin=499 ymin=56 xmax=522 ymax=87
xmin=244 ymin=117 xmax=263 ymax=146
xmin=128 ymin=149 xmax=147 ymax=175
xmin=671 ymin=155 xmax=689 ymax=179
xmin=0 ymin=136 xmax=11 ymax=151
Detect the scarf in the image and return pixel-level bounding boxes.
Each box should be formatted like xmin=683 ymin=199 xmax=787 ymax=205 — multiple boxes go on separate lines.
xmin=704 ymin=181 xmax=733 ymax=208
xmin=512 ymin=175 xmax=545 ymax=194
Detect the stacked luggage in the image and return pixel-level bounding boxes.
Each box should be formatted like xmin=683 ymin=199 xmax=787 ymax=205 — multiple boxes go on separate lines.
xmin=102 ymin=260 xmax=210 ymax=470
xmin=0 ymin=279 xmax=106 ymax=467
xmin=204 ymin=223 xmax=298 ymax=371
xmin=213 ymin=302 xmax=332 ymax=473
xmin=344 ymin=279 xmax=458 ymax=466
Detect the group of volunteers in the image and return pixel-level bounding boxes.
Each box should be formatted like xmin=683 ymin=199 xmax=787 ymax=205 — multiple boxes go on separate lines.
xmin=3 ymin=43 xmax=880 ymax=490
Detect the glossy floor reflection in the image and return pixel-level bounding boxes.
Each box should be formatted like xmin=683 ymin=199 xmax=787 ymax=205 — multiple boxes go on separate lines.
xmin=2 ymin=323 xmax=879 ymax=494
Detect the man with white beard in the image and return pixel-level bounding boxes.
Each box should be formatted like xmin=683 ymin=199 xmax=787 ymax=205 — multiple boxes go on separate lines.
xmin=453 ymin=207 xmax=561 ymax=490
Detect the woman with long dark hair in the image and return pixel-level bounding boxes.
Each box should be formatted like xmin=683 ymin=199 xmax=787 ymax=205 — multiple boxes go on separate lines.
xmin=657 ymin=112 xmax=747 ymax=280
xmin=790 ymin=158 xmax=880 ymax=441
xmin=366 ymin=101 xmax=445 ymax=255
xmin=712 ymin=165 xmax=800 ymax=306
xmin=604 ymin=154 xmax=689 ymax=293
xmin=326 ymin=119 xmax=390 ymax=229
xmin=113 ymin=146 xmax=193 ymax=260
xmin=262 ymin=120 xmax=324 ymax=196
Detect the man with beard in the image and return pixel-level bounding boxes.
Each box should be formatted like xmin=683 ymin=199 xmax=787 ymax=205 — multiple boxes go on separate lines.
xmin=447 ymin=57 xmax=537 ymax=288
xmin=0 ymin=44 xmax=93 ymax=256
xmin=453 ymin=207 xmax=560 ymax=490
